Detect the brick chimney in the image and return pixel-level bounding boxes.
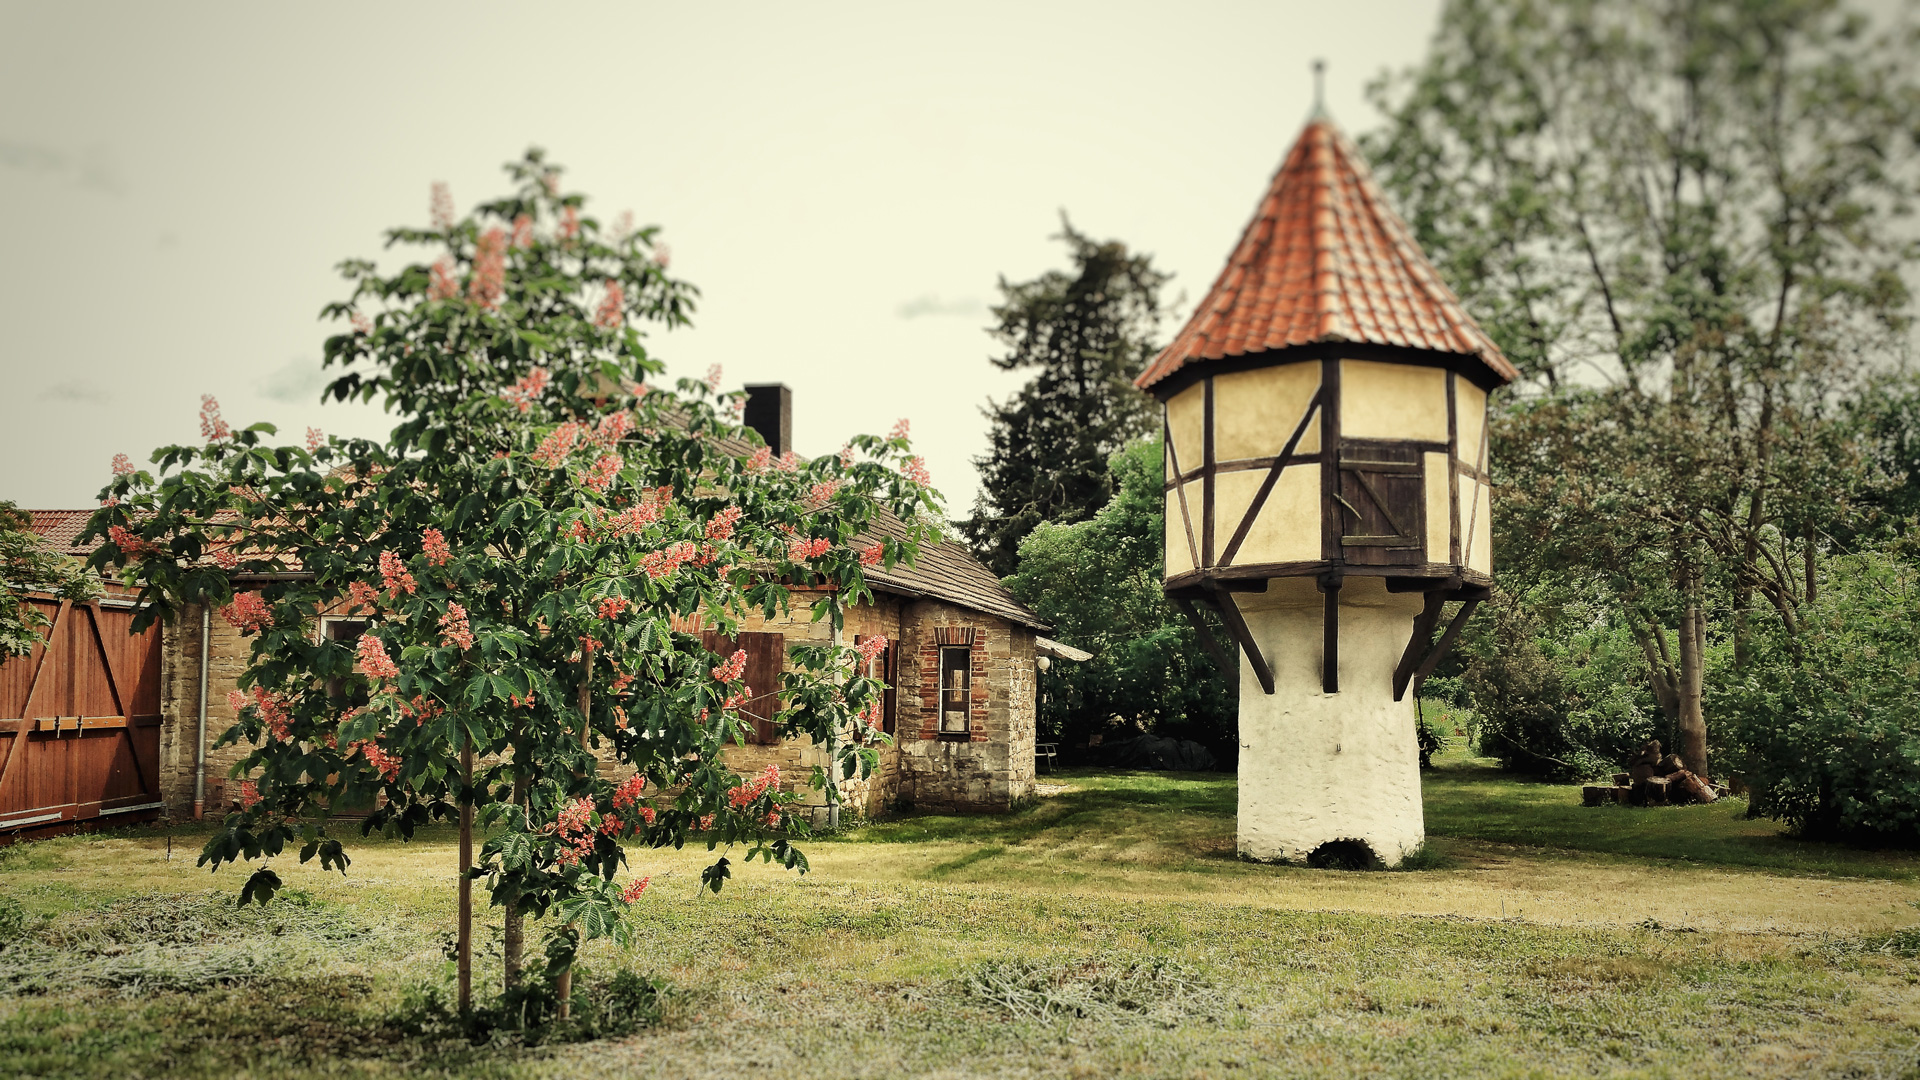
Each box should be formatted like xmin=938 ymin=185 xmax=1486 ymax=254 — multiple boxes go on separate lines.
xmin=743 ymin=383 xmax=791 ymax=456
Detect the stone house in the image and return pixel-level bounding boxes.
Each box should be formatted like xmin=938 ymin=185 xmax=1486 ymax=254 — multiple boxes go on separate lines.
xmin=4 ymin=387 xmax=1067 ymax=836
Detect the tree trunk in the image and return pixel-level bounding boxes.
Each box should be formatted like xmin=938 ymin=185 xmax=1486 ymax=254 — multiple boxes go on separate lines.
xmin=457 ymin=737 xmax=474 ymax=1014
xmin=1676 ymin=592 xmax=1709 ymax=782
xmin=502 ymin=770 xmax=528 ymax=992
xmin=554 ymin=662 xmax=590 ymax=1021
xmin=1628 ymin=616 xmax=1680 ymax=722
xmin=1804 ymin=522 xmax=1817 ymax=605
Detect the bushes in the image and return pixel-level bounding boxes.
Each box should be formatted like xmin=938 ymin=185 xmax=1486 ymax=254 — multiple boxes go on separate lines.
xmin=1456 ymin=589 xmax=1667 ymax=782
xmin=1719 ymin=551 xmax=1920 ymax=846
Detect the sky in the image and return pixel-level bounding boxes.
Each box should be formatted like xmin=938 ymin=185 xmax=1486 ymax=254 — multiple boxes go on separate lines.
xmin=0 ymin=1 xmax=1446 ymax=517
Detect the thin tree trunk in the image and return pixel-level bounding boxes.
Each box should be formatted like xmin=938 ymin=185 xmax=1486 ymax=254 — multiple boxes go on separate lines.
xmin=1676 ymin=588 xmax=1709 ymax=781
xmin=1804 ymin=521 xmax=1817 ymax=604
xmin=1627 ymin=616 xmax=1680 ymax=722
xmin=555 ymin=660 xmax=590 ymax=1021
xmin=457 ymin=736 xmax=474 ymax=1014
xmin=502 ymin=770 xmax=527 ymax=991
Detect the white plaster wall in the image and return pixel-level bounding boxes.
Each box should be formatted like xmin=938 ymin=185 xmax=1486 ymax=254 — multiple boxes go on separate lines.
xmin=1235 ymin=577 xmax=1426 ymax=866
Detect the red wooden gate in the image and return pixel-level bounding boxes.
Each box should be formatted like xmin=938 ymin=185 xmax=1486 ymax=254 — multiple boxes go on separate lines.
xmin=0 ymin=596 xmax=164 ymax=839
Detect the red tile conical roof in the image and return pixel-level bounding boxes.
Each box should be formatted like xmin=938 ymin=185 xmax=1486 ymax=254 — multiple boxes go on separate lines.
xmin=1137 ymin=117 xmax=1515 ymax=392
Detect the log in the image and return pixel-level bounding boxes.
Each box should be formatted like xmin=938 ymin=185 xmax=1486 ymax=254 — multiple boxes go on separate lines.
xmin=1667 ymin=770 xmax=1717 ymax=805
xmin=1582 ymin=786 xmax=1612 ymax=807
xmin=1630 ymin=776 xmax=1671 ymax=807
xmin=1612 ymin=773 xmax=1632 ymax=787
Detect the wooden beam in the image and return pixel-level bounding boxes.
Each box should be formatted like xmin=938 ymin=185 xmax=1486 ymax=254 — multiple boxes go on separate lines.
xmin=1164 ymin=413 xmax=1203 ymax=574
xmin=1207 ymin=588 xmax=1274 ymax=695
xmin=1411 ymin=598 xmax=1482 ymax=698
xmin=1219 ymin=389 xmax=1323 ymax=567
xmin=0 ymin=600 xmax=69 ymax=801
xmin=1393 ymin=592 xmax=1449 ymax=701
xmin=1320 ymin=578 xmax=1340 ymax=694
xmin=1320 ymin=358 xmax=1343 ymax=563
xmin=1201 ymin=377 xmax=1215 ymax=567
xmin=1171 ymin=597 xmax=1237 ymax=684
xmin=86 ymin=603 xmax=129 ymax=718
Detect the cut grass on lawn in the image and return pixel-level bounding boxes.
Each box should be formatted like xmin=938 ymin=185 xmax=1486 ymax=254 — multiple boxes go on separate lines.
xmin=2 ymin=757 xmax=1917 ymax=1079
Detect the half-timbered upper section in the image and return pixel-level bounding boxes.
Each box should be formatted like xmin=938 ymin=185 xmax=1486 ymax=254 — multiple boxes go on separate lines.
xmin=1139 ymin=115 xmax=1515 ymax=604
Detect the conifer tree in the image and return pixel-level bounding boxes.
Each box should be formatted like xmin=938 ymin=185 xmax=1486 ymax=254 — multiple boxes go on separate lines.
xmin=961 ymin=218 xmax=1168 ymax=576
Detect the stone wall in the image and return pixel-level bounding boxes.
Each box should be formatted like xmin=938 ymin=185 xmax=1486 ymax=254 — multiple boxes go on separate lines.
xmin=156 ymin=603 xmax=255 ymax=818
xmin=894 ymin=599 xmax=1036 ymax=813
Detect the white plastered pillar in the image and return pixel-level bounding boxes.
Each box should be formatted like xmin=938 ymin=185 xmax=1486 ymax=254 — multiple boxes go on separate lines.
xmin=1235 ymin=576 xmax=1426 ymax=866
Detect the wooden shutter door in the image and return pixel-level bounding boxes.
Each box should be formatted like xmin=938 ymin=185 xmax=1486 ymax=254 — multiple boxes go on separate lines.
xmin=1336 ymin=441 xmax=1426 ymax=566
xmin=702 ymin=630 xmax=785 ymax=744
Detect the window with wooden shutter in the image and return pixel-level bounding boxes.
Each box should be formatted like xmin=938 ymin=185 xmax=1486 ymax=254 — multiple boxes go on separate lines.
xmin=854 ymin=634 xmax=898 ymax=735
xmin=320 ymin=617 xmax=370 ymax=708
xmin=702 ymin=629 xmax=785 ymax=743
xmin=1335 ymin=440 xmax=1426 ymax=566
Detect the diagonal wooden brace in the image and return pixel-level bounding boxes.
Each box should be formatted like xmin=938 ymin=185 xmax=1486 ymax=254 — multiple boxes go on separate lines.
xmin=1393 ymin=591 xmax=1449 ymax=701
xmin=1172 ymin=596 xmax=1239 ymax=685
xmin=1406 ymin=598 xmax=1481 ymax=701
xmin=1205 ymin=587 xmax=1274 ymax=696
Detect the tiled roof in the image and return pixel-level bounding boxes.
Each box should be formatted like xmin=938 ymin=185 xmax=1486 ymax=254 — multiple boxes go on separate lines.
xmin=24 ymin=509 xmax=99 ymax=557
xmin=1137 ymin=116 xmax=1516 ymax=392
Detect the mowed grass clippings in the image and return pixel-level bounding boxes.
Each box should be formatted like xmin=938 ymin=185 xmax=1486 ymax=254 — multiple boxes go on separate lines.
xmin=0 ymin=764 xmax=1915 ymax=1078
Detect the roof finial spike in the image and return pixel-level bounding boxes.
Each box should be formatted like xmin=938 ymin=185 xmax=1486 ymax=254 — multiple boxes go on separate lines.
xmin=1311 ymin=58 xmax=1328 ymax=119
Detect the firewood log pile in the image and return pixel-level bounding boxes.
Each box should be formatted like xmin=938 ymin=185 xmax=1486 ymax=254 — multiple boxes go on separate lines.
xmin=1582 ymin=739 xmax=1729 ymax=807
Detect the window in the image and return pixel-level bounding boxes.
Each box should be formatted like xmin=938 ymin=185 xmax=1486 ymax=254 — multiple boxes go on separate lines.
xmin=321 ymin=617 xmax=370 ymax=708
xmin=856 ymin=635 xmax=898 ymax=736
xmin=938 ymin=645 xmax=971 ymax=734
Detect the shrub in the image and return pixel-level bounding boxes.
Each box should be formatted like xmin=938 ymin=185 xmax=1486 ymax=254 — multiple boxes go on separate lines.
xmin=1719 ymin=550 xmax=1920 ymax=846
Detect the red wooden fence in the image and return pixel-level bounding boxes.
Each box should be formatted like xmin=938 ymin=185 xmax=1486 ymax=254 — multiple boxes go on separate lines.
xmin=0 ymin=596 xmax=165 ymax=839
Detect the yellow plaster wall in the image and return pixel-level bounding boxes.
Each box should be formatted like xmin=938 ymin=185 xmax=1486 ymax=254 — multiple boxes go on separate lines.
xmin=1165 ymin=482 xmax=1199 ymax=575
xmin=1424 ymin=451 xmax=1450 ymax=564
xmin=1165 ymin=384 xmax=1205 ymax=476
xmin=1456 ymin=379 xmax=1488 ymax=466
xmin=1341 ymin=360 xmax=1448 ymax=442
xmin=1215 ymin=466 xmax=1321 ymax=566
xmin=1212 ymin=363 xmax=1321 ymax=461
xmin=1466 ymin=479 xmax=1493 ymax=575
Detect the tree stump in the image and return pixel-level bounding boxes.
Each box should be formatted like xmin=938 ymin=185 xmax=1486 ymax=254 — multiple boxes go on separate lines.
xmin=1629 ymin=776 xmax=1671 ymax=806
xmin=1666 ymin=770 xmax=1717 ymax=805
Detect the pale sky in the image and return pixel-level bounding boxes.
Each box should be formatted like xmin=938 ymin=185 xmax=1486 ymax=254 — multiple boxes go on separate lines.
xmin=0 ymin=1 xmax=1444 ymax=517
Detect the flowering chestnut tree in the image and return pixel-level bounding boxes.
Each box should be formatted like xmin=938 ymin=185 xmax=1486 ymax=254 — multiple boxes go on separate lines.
xmin=89 ymin=151 xmax=935 ymax=1007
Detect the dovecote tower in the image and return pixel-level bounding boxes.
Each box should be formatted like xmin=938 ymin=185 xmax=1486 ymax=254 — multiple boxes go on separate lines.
xmin=1137 ymin=112 xmax=1516 ymax=866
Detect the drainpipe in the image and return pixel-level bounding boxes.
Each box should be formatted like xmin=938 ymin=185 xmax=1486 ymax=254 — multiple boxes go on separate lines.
xmin=193 ymin=604 xmax=209 ymax=820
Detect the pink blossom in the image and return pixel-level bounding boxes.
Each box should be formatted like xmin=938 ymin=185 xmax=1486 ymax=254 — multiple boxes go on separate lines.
xmin=705 ymin=506 xmax=743 ymax=541
xmin=856 ymin=635 xmax=888 ymax=665
xmin=353 ymin=740 xmax=403 ymax=782
xmin=578 ymin=454 xmax=621 ymax=493
xmin=379 ymin=550 xmax=416 ymax=599
xmin=711 ymin=649 xmax=747 ymax=683
xmin=351 ymin=312 xmax=372 ymax=335
xmin=220 ymin=592 xmax=273 ymax=633
xmin=745 ymin=446 xmax=772 ymax=472
xmin=609 ymin=501 xmax=662 ymax=536
xmin=546 ymin=796 xmax=596 ymax=867
xmin=108 ymin=524 xmax=159 ymax=560
xmin=837 ymin=445 xmax=856 ymax=469
xmin=559 ymin=205 xmax=580 ymax=241
xmin=438 ymin=603 xmax=475 ymax=650
xmin=511 ymin=213 xmax=533 ymax=249
xmin=859 ymin=698 xmax=884 ymax=730
xmin=595 ymin=279 xmax=625 ymax=329
xmin=357 ymin=633 xmax=399 ymax=680
xmin=903 ymin=456 xmax=931 ymax=487
xmin=240 ymin=780 xmax=262 ymax=809
xmin=110 ymin=453 xmax=134 ymax=476
xmin=469 ymin=227 xmax=507 ymax=311
xmin=429 ymin=181 xmax=455 ymax=231
xmin=227 ymin=689 xmax=248 ymax=714
xmin=593 ymin=410 xmax=633 ymax=447
xmin=611 ymin=773 xmax=647 ymax=810
xmin=427 ymin=257 xmax=459 ymax=301
xmin=640 ymin=540 xmax=697 ymax=580
xmin=199 ymin=395 xmax=230 ymax=441
xmin=726 ymin=764 xmax=781 ymax=809
xmin=501 ymin=366 xmax=550 ymax=413
xmin=889 ymin=418 xmax=911 ymax=441
xmin=346 ymin=580 xmax=380 ymax=614
xmin=422 ymin=527 xmax=452 ymax=567
xmin=652 ymin=243 xmax=671 ymax=269
xmin=621 ymin=876 xmax=651 ymax=903
xmin=807 ymin=479 xmax=841 ymax=507
xmin=858 ymin=541 xmax=884 ymax=567
xmin=775 ymin=451 xmax=800 ymax=474
xmin=787 ymin=535 xmax=830 ymax=563
xmin=597 ymin=595 xmax=629 ymax=621
xmin=533 ymin=421 xmax=585 ymax=469
xmin=305 ymin=427 xmax=324 ymax=453
xmin=249 ymin=685 xmax=293 ymax=740
xmin=213 ymin=547 xmax=239 ymax=570
xmin=704 ymin=364 xmax=723 ymax=392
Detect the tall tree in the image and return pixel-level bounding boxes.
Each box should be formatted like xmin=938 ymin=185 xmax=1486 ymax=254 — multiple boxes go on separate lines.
xmin=961 ymin=217 xmax=1168 ymax=576
xmin=93 ymin=153 xmax=933 ymax=1013
xmin=0 ymin=501 xmax=99 ymax=658
xmin=1367 ymin=0 xmax=1920 ymax=779
xmin=1004 ymin=437 xmax=1236 ymax=760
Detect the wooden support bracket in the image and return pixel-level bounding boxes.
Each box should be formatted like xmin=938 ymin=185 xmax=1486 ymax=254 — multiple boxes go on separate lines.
xmin=1204 ymin=586 xmax=1274 ymax=696
xmin=1407 ymin=598 xmax=1481 ymax=700
xmin=1171 ymin=597 xmax=1238 ymax=685
xmin=1393 ymin=591 xmax=1449 ymax=701
xmin=1318 ymin=575 xmax=1341 ymax=694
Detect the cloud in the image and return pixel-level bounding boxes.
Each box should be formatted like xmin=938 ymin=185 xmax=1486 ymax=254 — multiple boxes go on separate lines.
xmin=896 ymin=294 xmax=985 ymax=320
xmin=0 ymin=140 xmax=125 ymax=195
xmin=39 ymin=379 xmax=110 ymax=403
xmin=258 ymin=357 xmax=329 ymax=404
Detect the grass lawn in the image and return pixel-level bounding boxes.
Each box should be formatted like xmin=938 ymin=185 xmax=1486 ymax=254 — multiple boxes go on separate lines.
xmin=3 ymin=747 xmax=1918 ymax=1079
